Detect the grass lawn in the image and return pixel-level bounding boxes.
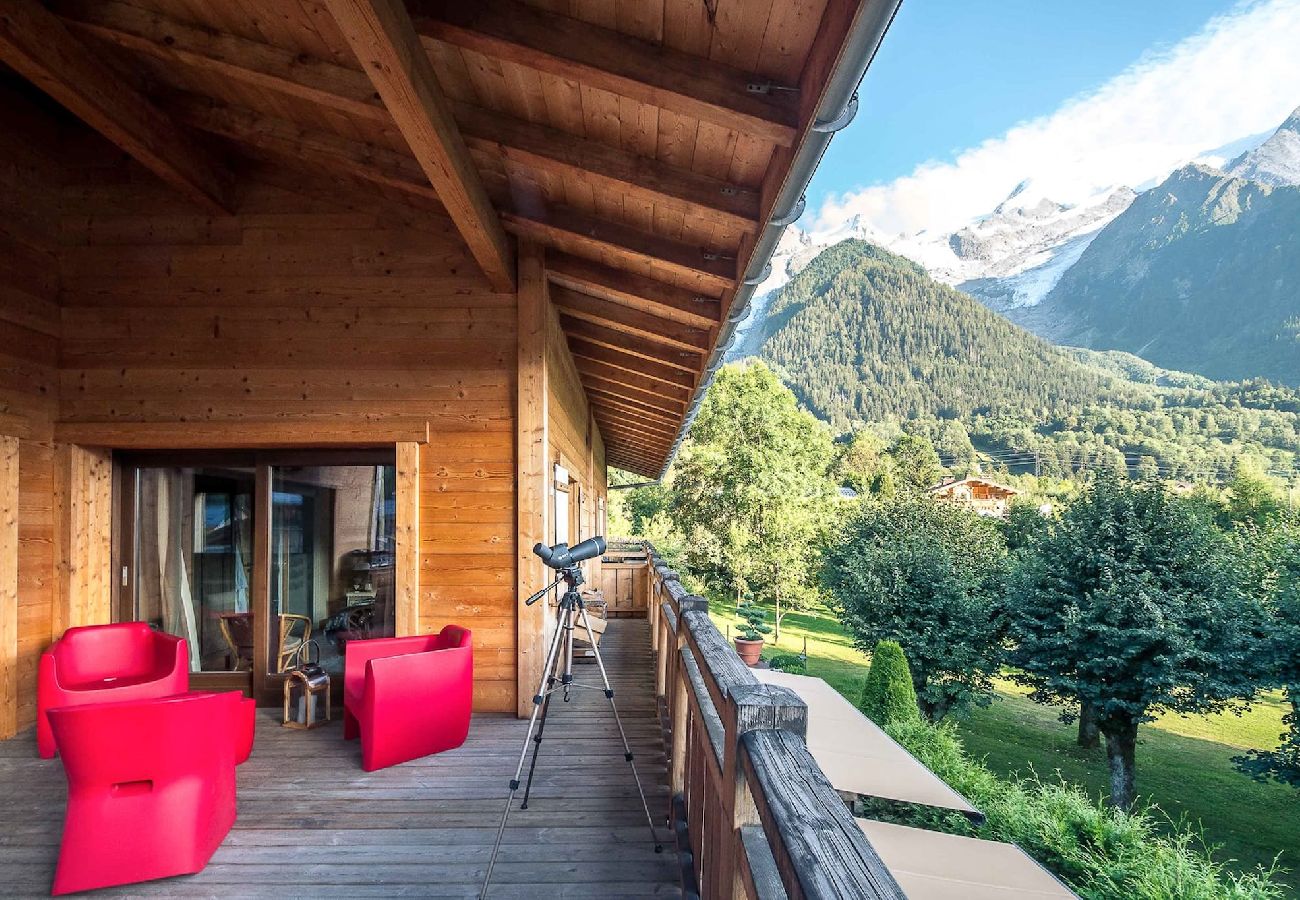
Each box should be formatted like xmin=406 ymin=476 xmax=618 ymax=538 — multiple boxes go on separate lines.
xmin=709 ymin=599 xmax=1300 ymax=895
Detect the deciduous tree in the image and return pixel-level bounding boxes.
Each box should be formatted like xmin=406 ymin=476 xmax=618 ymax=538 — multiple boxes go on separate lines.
xmin=670 ymin=362 xmax=834 ymax=639
xmin=1007 ymin=475 xmax=1267 ymax=810
xmin=822 ymin=495 xmax=1007 ymax=720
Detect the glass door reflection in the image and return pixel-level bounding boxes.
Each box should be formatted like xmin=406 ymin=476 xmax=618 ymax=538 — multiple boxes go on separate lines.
xmin=269 ymin=465 xmax=397 ymax=681
xmin=133 ymin=466 xmax=256 ymax=674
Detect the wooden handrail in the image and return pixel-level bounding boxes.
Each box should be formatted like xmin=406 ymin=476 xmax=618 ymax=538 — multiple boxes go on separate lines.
xmin=640 ymin=541 xmax=906 ymax=900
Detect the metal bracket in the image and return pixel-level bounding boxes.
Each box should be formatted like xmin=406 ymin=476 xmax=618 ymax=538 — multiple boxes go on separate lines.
xmin=813 ymin=91 xmax=859 ymax=133
xmin=701 ymin=251 xmax=736 ymax=262
xmin=746 ymin=81 xmax=799 ymax=95
xmin=741 ymin=262 xmax=772 ymax=286
xmin=769 ymin=194 xmax=806 ymax=227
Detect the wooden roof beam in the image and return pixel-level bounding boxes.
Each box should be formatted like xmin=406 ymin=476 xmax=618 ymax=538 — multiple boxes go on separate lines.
xmin=560 ymin=316 xmax=702 ymax=374
xmin=581 ymin=376 xmax=685 ymax=419
xmin=567 ymin=338 xmax=697 ymax=391
xmin=607 ymin=458 xmax=662 ymax=479
xmin=550 ymin=285 xmax=712 ymax=354
xmin=604 ymin=450 xmax=663 ymax=477
xmin=0 ymin=0 xmax=231 ymax=215
xmin=58 ymin=3 xmax=759 ymax=233
xmin=595 ymin=421 xmax=674 ymax=452
xmin=593 ymin=416 xmax=674 ymax=451
xmin=411 ymin=0 xmax=799 ymax=146
xmin=573 ymin=357 xmax=692 ymax=405
xmin=585 ymin=388 xmax=681 ymax=426
xmin=503 ymin=205 xmax=736 ymax=295
xmin=57 ymin=0 xmax=389 ymax=123
xmin=456 ymin=104 xmax=759 ymax=232
xmin=547 ymin=252 xmax=721 ymax=329
xmin=326 ymin=0 xmax=515 ymax=292
xmin=593 ymin=418 xmax=676 ymax=454
xmin=174 ymin=99 xmax=443 ymax=206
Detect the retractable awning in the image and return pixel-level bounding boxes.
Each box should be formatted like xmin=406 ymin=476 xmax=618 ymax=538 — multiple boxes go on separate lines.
xmin=753 ymin=667 xmax=979 ymax=816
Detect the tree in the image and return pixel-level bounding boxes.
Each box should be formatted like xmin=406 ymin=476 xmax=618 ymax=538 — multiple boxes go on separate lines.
xmin=859 ymin=640 xmax=920 ymax=727
xmin=835 ymin=431 xmax=891 ymax=496
xmin=1234 ymin=521 xmax=1300 ymax=788
xmin=1007 ymin=475 xmax=1267 ymax=810
xmin=670 ymin=362 xmax=834 ymax=640
xmin=888 ymin=433 xmax=943 ymax=492
xmin=1223 ymin=462 xmax=1286 ymax=528
xmin=822 ymin=495 xmax=1007 ymax=721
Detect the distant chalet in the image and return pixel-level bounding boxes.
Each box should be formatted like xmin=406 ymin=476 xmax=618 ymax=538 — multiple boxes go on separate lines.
xmin=929 ymin=477 xmax=1019 ymax=517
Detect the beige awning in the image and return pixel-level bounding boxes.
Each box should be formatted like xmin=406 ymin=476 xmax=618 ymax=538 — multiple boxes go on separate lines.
xmin=753 ymin=668 xmax=979 ymax=816
xmin=856 ymin=819 xmax=1078 ymax=899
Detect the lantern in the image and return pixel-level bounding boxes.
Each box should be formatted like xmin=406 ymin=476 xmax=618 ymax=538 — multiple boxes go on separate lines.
xmin=283 ymin=641 xmax=331 ymax=729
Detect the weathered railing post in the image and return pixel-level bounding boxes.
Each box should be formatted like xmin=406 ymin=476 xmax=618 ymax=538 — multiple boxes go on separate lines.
xmin=719 ymin=682 xmax=807 ymax=900
xmin=670 ymin=591 xmax=706 ymax=800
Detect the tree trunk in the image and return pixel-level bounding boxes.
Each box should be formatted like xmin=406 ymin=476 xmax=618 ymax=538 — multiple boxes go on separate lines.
xmin=1103 ymin=719 xmax=1139 ymax=811
xmin=774 ymin=591 xmax=782 ymax=642
xmin=1077 ymin=701 xmax=1100 ymax=749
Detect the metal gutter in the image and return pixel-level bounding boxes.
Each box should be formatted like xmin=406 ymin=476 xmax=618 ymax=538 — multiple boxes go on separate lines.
xmin=657 ymin=0 xmax=904 ymax=479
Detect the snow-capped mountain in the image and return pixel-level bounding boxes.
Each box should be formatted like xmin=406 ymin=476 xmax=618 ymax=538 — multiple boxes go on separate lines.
xmin=754 ymin=183 xmax=1137 ymax=314
xmin=1225 ymin=105 xmax=1300 ymax=187
xmin=732 ymin=106 xmax=1299 ymax=373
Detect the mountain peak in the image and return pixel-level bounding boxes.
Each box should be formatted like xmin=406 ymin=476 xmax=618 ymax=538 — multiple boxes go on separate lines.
xmin=1226 ymin=103 xmax=1300 ymax=187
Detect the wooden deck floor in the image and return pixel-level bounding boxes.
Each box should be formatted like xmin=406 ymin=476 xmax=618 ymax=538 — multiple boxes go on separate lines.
xmin=0 ymin=620 xmax=680 ymax=898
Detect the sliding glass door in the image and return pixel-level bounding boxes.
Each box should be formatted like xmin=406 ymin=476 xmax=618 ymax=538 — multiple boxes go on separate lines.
xmin=119 ymin=451 xmax=397 ymax=702
xmin=131 ymin=465 xmax=256 ymax=676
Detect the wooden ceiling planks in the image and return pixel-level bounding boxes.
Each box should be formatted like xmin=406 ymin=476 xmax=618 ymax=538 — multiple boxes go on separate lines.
xmin=411 ymin=0 xmax=799 ymax=146
xmin=25 ymin=0 xmax=866 ymax=474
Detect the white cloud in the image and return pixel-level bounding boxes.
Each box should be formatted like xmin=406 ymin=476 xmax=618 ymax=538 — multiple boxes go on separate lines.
xmin=813 ymin=0 xmax=1300 ymax=238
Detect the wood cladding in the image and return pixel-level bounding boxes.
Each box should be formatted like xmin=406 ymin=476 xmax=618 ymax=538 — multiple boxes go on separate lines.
xmin=0 ymin=436 xmax=18 ymax=739
xmin=0 ymin=89 xmax=59 ymax=734
xmin=53 ymin=170 xmax=523 ymax=713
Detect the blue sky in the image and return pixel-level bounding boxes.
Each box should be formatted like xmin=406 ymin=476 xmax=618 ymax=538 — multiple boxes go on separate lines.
xmin=806 ymin=0 xmax=1300 ymax=236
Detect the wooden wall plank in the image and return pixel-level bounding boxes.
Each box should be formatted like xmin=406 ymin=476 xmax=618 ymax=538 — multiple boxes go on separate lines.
xmin=51 ymin=443 xmax=112 ymax=638
xmin=395 ymin=440 xmax=421 ymax=637
xmin=516 ymin=242 xmax=549 ymax=717
xmin=0 ymin=436 xmax=17 ymax=739
xmin=55 ymin=171 xmax=522 ymax=713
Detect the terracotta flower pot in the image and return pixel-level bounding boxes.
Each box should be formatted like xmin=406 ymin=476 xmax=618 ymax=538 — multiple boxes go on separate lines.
xmin=734 ymin=637 xmax=764 ymax=667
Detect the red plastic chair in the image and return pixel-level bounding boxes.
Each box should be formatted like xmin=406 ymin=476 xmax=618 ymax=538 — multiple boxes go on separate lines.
xmin=343 ymin=625 xmax=473 ymax=771
xmin=46 ymin=690 xmax=254 ymax=895
xmin=37 ymin=622 xmax=189 ymax=758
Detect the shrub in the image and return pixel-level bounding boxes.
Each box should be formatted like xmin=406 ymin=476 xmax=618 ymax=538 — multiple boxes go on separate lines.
xmin=767 ymin=653 xmax=807 ymax=674
xmin=883 ymin=718 xmax=1284 ymax=900
xmin=859 ymin=640 xmax=920 ymax=727
xmin=736 ymin=602 xmax=772 ymax=641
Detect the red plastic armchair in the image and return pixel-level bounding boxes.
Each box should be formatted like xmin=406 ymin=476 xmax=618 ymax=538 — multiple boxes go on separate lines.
xmin=46 ymin=690 xmax=254 ymax=895
xmin=37 ymin=622 xmax=189 ymax=758
xmin=343 ymin=625 xmax=473 ymax=771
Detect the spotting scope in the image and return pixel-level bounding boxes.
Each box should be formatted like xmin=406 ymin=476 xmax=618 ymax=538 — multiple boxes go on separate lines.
xmin=532 ymin=536 xmax=606 ymax=571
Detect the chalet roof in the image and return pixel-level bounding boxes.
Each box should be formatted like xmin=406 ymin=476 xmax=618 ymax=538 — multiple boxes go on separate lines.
xmin=929 ymin=477 xmax=1021 ymax=496
xmin=0 ymin=0 xmax=902 ymax=478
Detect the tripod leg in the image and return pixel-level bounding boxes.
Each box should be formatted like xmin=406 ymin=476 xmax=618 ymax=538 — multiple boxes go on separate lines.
xmin=578 ymin=603 xmax=663 ymax=853
xmin=521 ymin=603 xmax=569 ymax=809
xmin=481 ymin=598 xmax=567 ymax=899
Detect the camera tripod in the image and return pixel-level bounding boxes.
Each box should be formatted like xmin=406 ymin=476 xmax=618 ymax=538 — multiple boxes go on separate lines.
xmin=480 ymin=564 xmax=662 ymax=898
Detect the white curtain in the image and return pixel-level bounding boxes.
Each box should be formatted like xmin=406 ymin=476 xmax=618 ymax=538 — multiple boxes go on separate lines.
xmin=143 ymin=469 xmax=201 ymax=672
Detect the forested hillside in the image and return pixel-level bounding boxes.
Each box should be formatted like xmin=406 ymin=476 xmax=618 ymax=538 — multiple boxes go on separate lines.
xmin=751 ymin=240 xmax=1300 ymax=480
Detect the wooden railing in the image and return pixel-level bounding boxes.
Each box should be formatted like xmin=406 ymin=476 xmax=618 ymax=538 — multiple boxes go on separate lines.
xmin=643 ymin=544 xmax=905 ymax=900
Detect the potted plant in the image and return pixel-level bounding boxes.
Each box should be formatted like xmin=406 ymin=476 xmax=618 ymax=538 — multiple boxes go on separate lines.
xmin=734 ymin=603 xmax=771 ymax=666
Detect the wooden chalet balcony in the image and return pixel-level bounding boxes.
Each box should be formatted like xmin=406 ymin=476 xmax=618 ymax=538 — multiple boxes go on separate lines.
xmin=0 ymin=619 xmax=680 ymax=898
